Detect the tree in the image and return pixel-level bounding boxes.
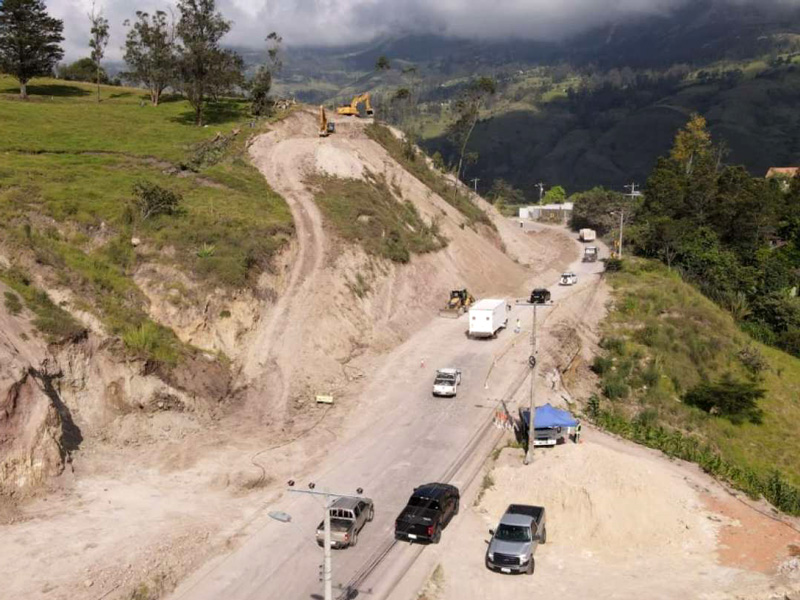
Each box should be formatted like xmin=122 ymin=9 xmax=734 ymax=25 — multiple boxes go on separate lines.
xmin=176 ymin=0 xmax=243 ymax=126
xmin=122 ymin=11 xmax=177 ymax=106
xmin=0 ymin=0 xmax=64 ymax=98
xmin=266 ymin=31 xmax=282 ymax=75
xmin=58 ymin=57 xmax=109 ymax=83
xmin=250 ymin=31 xmax=281 ymax=116
xmin=375 ymin=55 xmax=390 ymax=71
xmin=487 ymin=179 xmax=525 ymax=206
xmin=447 ymin=76 xmax=496 ymax=182
xmin=670 ymin=113 xmax=713 ymax=171
xmin=250 ymin=66 xmax=272 ymax=116
xmin=543 ymin=185 xmax=566 ymax=204
xmin=88 ymin=3 xmax=109 ymax=102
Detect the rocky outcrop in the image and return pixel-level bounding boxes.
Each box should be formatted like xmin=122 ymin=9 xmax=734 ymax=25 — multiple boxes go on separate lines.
xmin=0 ymin=281 xmax=214 ymax=497
xmin=0 ymin=367 xmax=67 ymax=493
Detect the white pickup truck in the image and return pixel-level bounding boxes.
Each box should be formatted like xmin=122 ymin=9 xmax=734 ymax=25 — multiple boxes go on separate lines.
xmin=432 ymin=368 xmax=461 ymax=397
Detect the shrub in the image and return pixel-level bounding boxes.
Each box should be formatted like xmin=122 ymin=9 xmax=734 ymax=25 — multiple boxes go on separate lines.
xmin=132 ymin=181 xmax=182 ymax=220
xmin=603 ymin=376 xmax=629 ymax=400
xmin=684 ymin=373 xmax=765 ymax=424
xmin=122 ymin=321 xmax=180 ymax=366
xmin=737 ymin=345 xmax=767 ymax=375
xmin=591 ymin=356 xmax=613 ymax=375
xmin=777 ymin=329 xmax=800 ymax=358
xmin=4 ymin=291 xmax=23 ymax=315
xmin=605 ymin=257 xmax=624 ymax=272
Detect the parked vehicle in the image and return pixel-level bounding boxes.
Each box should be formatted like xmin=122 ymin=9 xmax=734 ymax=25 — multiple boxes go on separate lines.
xmin=432 ymin=368 xmax=462 ymax=397
xmin=583 ymin=246 xmax=599 ymax=262
xmin=579 ymin=228 xmax=596 ymax=242
xmin=315 ymin=496 xmax=374 ymax=549
xmin=529 ymin=288 xmax=551 ymax=304
xmin=559 ymin=272 xmax=577 ymax=286
xmin=395 ymin=483 xmax=460 ymax=544
xmin=486 ymin=504 xmax=547 ymax=575
xmin=439 ymin=289 xmax=474 ymax=318
xmin=468 ymin=299 xmax=508 ymax=338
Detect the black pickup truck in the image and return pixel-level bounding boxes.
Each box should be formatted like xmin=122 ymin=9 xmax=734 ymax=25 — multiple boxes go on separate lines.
xmin=394 ymin=483 xmax=460 ymax=544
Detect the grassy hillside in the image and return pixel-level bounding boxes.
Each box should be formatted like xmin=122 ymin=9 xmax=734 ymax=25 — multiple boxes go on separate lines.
xmin=0 ymin=77 xmax=293 ymax=364
xmin=591 ymin=258 xmax=800 ymax=512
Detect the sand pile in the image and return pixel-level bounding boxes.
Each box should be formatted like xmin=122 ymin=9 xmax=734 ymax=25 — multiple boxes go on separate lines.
xmin=481 ymin=442 xmax=715 ymax=558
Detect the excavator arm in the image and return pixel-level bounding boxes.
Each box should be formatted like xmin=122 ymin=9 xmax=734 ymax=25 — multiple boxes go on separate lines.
xmin=337 ymin=92 xmax=375 ymax=117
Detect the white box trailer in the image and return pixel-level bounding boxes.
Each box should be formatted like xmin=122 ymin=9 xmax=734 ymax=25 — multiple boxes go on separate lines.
xmin=579 ymin=228 xmax=596 ymax=242
xmin=469 ymin=299 xmax=508 ymax=338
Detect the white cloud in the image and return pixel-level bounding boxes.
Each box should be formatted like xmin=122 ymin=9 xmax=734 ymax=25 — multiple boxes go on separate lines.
xmin=44 ymin=0 xmax=800 ymax=62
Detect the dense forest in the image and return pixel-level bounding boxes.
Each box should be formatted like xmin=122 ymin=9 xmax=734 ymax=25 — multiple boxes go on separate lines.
xmin=572 ymin=115 xmax=800 ymax=357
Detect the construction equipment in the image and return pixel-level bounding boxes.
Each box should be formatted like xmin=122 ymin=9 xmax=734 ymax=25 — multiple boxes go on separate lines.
xmin=318 ymin=105 xmax=335 ymax=137
xmin=337 ymin=93 xmax=374 ymax=117
xmin=439 ymin=289 xmax=474 ymax=318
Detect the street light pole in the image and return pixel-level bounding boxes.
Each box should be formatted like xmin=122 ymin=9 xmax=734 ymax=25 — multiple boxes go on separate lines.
xmin=287 ymin=483 xmax=365 ymax=600
xmin=471 ymin=177 xmax=480 ymax=193
xmin=618 ymin=210 xmax=624 ymax=259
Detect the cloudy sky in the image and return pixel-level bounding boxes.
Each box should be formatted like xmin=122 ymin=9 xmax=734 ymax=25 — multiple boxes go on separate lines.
xmin=48 ymin=0 xmax=799 ymax=61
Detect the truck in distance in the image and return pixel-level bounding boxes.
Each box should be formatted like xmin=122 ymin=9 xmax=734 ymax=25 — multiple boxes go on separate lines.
xmin=486 ymin=504 xmax=547 ymax=575
xmin=432 ymin=368 xmax=462 ymax=397
xmin=395 ymin=483 xmax=460 ymax=544
xmin=583 ymin=246 xmax=599 ymax=262
xmin=468 ymin=299 xmax=508 ymax=338
xmin=579 ymin=228 xmax=596 ymax=242
xmin=315 ymin=496 xmax=374 ymax=549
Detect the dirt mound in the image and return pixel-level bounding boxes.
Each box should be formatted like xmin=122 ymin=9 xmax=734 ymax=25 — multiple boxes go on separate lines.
xmin=482 ymin=442 xmax=714 ymax=558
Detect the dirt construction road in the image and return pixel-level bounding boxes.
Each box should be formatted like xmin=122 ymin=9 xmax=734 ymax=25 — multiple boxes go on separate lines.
xmin=167 ymin=229 xmax=597 ymax=600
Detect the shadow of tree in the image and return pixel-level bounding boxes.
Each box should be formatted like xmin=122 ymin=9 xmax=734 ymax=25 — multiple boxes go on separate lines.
xmin=0 ymin=83 xmax=92 ymax=97
xmin=170 ymin=98 xmax=249 ymax=125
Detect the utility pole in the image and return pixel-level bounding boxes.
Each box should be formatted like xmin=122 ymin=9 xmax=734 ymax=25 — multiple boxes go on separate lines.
xmin=611 ymin=209 xmax=625 ymax=259
xmin=471 ymin=178 xmax=480 ymax=193
xmin=514 ymin=294 xmax=553 ymax=465
xmin=535 ymin=182 xmax=544 ymax=204
xmin=524 ymin=302 xmax=538 ymax=465
xmin=287 ymin=482 xmax=365 ymax=600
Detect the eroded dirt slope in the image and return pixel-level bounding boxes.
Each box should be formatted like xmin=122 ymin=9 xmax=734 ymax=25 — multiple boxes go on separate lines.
xmin=244 ymin=109 xmax=571 ymax=423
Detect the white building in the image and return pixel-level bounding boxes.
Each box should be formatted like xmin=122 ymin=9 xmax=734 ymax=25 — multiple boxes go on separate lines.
xmin=519 ymin=203 xmax=573 ymax=222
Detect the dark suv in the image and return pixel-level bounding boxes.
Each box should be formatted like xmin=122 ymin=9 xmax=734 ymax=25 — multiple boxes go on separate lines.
xmin=529 ymin=288 xmax=551 ymax=304
xmin=394 ymin=483 xmax=460 ymax=544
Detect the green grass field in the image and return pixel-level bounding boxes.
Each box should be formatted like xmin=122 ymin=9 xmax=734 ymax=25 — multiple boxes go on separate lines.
xmin=0 ymin=76 xmax=293 ymax=363
xmin=594 ymin=258 xmax=800 ymax=494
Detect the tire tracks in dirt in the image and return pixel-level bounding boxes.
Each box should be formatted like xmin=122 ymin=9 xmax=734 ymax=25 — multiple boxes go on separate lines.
xmin=246 ymin=123 xmax=326 ymax=422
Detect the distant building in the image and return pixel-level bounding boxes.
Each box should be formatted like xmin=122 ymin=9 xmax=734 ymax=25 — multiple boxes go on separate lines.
xmin=766 ymin=167 xmax=798 ymax=179
xmin=766 ymin=167 xmax=798 ymax=191
xmin=519 ymin=203 xmax=573 ymax=223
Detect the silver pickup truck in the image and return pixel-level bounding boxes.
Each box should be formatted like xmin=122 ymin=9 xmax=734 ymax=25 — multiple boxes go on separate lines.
xmin=316 ymin=496 xmax=374 ymax=549
xmin=485 ymin=504 xmax=546 ymax=575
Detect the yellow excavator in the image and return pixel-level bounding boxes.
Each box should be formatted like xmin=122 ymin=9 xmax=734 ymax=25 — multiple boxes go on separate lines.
xmin=439 ymin=289 xmax=475 ymax=318
xmin=319 ymin=105 xmax=335 ymax=137
xmin=337 ymin=92 xmax=374 ymax=117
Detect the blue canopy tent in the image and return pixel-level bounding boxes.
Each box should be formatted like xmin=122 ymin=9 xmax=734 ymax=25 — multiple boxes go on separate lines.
xmin=519 ymin=403 xmax=578 ymax=429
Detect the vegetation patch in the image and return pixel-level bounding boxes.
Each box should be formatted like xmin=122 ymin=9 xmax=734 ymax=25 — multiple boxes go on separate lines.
xmin=0 ymin=268 xmax=85 ymax=342
xmin=308 ymin=173 xmax=446 ymax=263
xmin=364 ymin=123 xmax=494 ymax=229
xmin=591 ymin=257 xmax=800 ymax=509
xmin=0 ymin=76 xmax=294 ymax=368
